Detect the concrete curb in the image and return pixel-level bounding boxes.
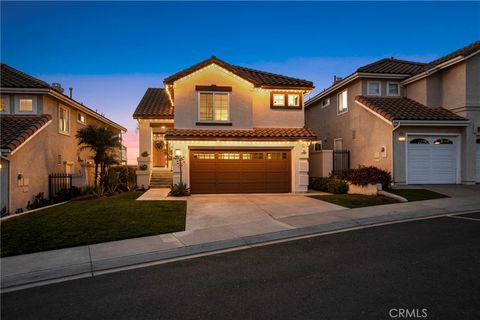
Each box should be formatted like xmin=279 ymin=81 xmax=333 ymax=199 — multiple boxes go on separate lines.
xmin=378 ymin=190 xmax=408 ymax=202
xmin=2 ymin=205 xmax=479 ymax=292
xmin=0 ymin=201 xmax=70 ymax=223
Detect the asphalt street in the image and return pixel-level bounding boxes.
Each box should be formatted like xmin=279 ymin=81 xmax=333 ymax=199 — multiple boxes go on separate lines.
xmin=2 ymin=212 xmax=480 ymax=320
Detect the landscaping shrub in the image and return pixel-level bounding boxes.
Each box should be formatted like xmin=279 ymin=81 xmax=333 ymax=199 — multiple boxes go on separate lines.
xmin=53 ymin=186 xmax=83 ymax=203
xmin=333 ymin=166 xmax=392 ymax=189
xmin=106 ymin=166 xmax=137 ymax=193
xmin=26 ymin=192 xmax=50 ymax=210
xmin=169 ymin=182 xmax=191 ymax=197
xmin=309 ymin=177 xmax=349 ymax=194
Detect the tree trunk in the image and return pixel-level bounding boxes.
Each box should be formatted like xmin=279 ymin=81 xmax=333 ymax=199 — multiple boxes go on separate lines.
xmin=94 ymin=162 xmax=99 ymax=189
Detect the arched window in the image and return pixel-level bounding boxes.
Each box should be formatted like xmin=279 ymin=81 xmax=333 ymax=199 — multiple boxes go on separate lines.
xmin=433 ymin=138 xmax=453 ymax=145
xmin=410 ymin=138 xmax=429 ymax=144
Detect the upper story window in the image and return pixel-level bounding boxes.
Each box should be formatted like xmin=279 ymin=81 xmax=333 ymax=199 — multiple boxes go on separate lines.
xmin=0 ymin=95 xmax=9 ymax=113
xmin=337 ymin=89 xmax=348 ymax=115
xmin=14 ymin=95 xmax=37 ymax=114
xmin=367 ymin=81 xmax=381 ymax=96
xmin=59 ymin=105 xmax=70 ymax=134
xmin=199 ymin=92 xmax=229 ymax=122
xmin=387 ymin=82 xmax=400 ymax=96
xmin=19 ymin=99 xmax=33 ymax=111
xmin=272 ymin=93 xmax=285 ymax=107
xmin=271 ymin=92 xmax=302 ymax=109
xmin=77 ymin=111 xmax=86 ymax=125
xmin=321 ymin=98 xmax=330 ymax=108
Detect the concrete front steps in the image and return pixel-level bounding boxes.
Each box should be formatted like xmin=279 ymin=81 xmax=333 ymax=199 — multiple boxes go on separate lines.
xmin=150 ymin=170 xmax=172 ymax=188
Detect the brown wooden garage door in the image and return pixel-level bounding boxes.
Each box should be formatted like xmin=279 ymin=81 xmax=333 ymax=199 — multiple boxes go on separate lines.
xmin=189 ymin=150 xmax=291 ymax=194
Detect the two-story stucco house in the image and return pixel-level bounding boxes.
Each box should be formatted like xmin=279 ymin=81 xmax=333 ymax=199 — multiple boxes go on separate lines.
xmin=133 ymin=56 xmax=316 ymax=193
xmin=0 ymin=64 xmax=127 ymax=213
xmin=306 ymin=41 xmax=480 ymax=185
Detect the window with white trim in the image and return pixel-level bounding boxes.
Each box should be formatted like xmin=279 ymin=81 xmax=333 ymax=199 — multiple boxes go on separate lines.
xmin=77 ymin=111 xmax=86 ymax=125
xmin=367 ymin=81 xmax=381 ymax=96
xmin=59 ymin=105 xmax=70 ymax=134
xmin=337 ymin=89 xmax=348 ymax=114
xmin=387 ymin=82 xmax=400 ymax=96
xmin=19 ymin=99 xmax=33 ymax=111
xmin=199 ymin=92 xmax=229 ymax=121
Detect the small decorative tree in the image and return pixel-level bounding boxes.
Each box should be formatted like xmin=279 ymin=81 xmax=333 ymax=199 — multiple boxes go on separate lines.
xmin=170 ymin=154 xmax=190 ymax=196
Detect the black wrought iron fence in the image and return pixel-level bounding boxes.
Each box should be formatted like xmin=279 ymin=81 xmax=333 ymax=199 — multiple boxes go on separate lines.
xmin=333 ymin=150 xmax=350 ymax=174
xmin=48 ymin=173 xmax=72 ymax=200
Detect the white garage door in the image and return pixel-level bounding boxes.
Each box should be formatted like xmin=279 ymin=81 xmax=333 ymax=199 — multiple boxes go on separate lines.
xmin=476 ymin=138 xmax=480 ymax=183
xmin=407 ymin=135 xmax=458 ymax=184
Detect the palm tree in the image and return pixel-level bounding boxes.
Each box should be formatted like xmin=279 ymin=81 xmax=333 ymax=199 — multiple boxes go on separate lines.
xmin=76 ymin=125 xmax=121 ymax=189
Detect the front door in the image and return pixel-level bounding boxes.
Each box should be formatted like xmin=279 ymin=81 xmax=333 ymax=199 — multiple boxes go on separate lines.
xmin=153 ymin=134 xmax=167 ymax=167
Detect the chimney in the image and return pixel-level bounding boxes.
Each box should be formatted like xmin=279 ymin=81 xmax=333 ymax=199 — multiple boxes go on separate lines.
xmin=69 ymin=87 xmax=73 ymax=98
xmin=51 ymin=82 xmax=64 ymax=93
xmin=333 ymin=75 xmax=343 ymax=85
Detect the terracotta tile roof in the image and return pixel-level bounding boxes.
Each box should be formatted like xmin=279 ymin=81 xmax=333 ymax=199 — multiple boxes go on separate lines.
xmin=356 ymin=58 xmax=426 ymax=75
xmin=356 ymin=96 xmax=467 ymax=122
xmin=424 ymin=40 xmax=480 ymax=70
xmin=165 ymin=127 xmax=317 ymax=140
xmin=133 ymin=88 xmax=174 ymax=119
xmin=163 ymin=56 xmax=313 ymax=89
xmin=1 ymin=114 xmax=52 ymax=152
xmin=0 ymin=63 xmax=51 ymax=88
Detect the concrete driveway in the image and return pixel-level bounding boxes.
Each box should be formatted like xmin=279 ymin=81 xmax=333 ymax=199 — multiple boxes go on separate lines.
xmin=185 ymin=194 xmax=344 ymax=231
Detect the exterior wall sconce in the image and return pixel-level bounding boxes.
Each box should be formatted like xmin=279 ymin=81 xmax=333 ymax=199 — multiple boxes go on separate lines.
xmin=398 ymin=133 xmax=406 ymax=142
xmin=175 ymin=149 xmax=182 ymax=157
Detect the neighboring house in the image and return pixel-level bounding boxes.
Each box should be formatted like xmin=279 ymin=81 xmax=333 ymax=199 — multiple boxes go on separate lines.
xmin=305 ymin=41 xmax=480 ymax=185
xmin=0 ymin=64 xmax=127 ymax=213
xmin=133 ymin=56 xmax=316 ymax=193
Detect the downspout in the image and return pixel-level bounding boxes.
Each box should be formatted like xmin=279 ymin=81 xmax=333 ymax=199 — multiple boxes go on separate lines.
xmin=391 ymin=122 xmax=401 ymax=186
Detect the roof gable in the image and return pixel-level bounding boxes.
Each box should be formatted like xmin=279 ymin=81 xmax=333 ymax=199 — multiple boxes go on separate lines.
xmin=356 ymin=58 xmax=426 ymax=75
xmin=164 ymin=56 xmax=313 ymax=89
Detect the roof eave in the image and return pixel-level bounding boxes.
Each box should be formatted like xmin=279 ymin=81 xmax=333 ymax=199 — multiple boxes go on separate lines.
xmin=401 ymin=50 xmax=480 ymax=86
xmin=165 ymin=136 xmax=316 ymax=141
xmin=392 ymin=120 xmax=470 ymax=126
xmin=48 ymin=90 xmax=127 ymax=132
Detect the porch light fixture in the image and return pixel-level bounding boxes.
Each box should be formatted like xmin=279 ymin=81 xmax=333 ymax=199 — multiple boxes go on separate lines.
xmin=175 ymin=149 xmax=182 ymax=157
xmin=398 ymin=133 xmax=406 ymax=142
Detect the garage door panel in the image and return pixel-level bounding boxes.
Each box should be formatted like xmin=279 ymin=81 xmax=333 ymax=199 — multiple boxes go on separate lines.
xmin=190 ymin=150 xmax=291 ymax=193
xmin=241 ymin=162 xmax=266 ymax=171
xmin=407 ymin=136 xmax=457 ymax=184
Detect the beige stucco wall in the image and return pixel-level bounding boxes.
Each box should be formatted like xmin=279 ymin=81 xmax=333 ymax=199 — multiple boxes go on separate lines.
xmin=5 ymin=94 xmax=121 ymax=212
xmin=168 ymin=140 xmax=310 ymax=193
xmin=306 ymin=79 xmax=394 ymax=174
xmin=173 ymin=65 xmax=254 ymax=129
xmin=405 ymin=78 xmax=427 ymax=105
xmin=172 ymin=64 xmax=305 ymax=129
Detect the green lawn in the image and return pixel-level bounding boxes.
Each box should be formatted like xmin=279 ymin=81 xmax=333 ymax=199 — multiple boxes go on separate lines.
xmin=309 ymin=194 xmax=398 ymax=208
xmin=1 ymin=192 xmax=186 ymax=257
xmin=388 ymin=189 xmax=448 ymax=202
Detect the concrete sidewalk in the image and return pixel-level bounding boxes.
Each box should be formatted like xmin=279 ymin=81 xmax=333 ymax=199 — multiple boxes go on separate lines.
xmin=2 ymin=195 xmax=480 ymax=291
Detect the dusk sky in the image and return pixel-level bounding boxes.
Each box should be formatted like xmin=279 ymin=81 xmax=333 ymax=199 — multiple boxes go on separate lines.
xmin=2 ymin=1 xmax=479 ymax=164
